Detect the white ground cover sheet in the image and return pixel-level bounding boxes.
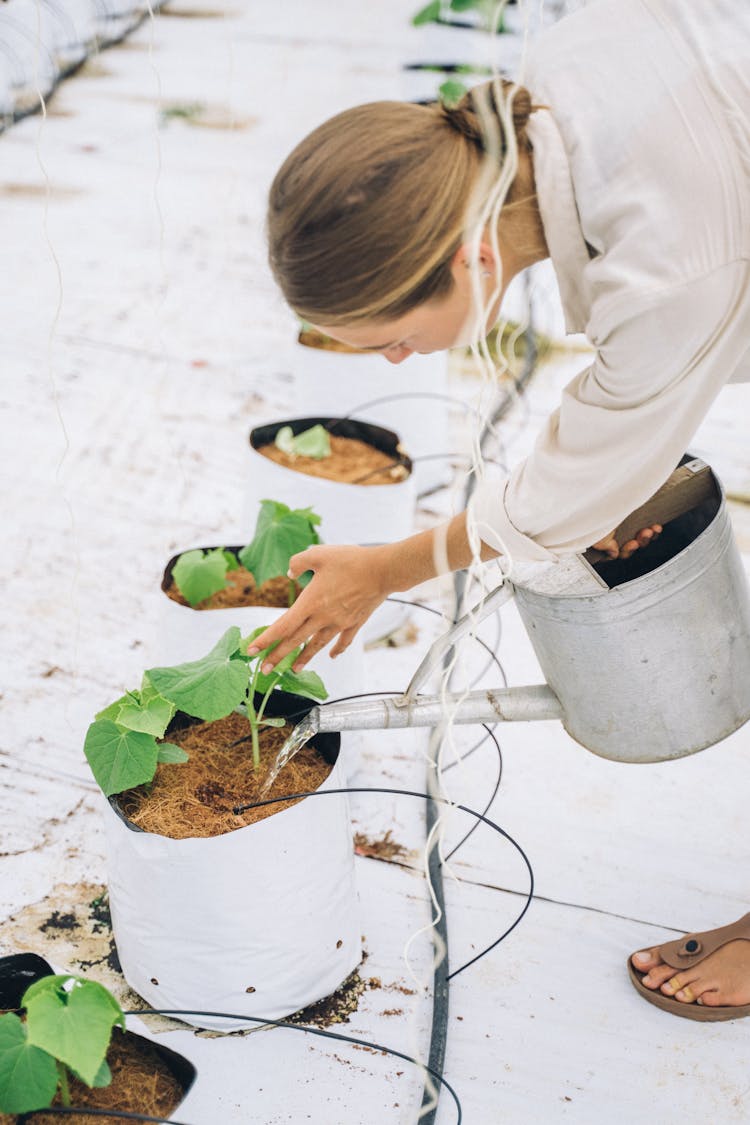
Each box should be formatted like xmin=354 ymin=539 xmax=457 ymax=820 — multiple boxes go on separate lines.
xmin=2 ymin=3 xmax=750 ymax=1123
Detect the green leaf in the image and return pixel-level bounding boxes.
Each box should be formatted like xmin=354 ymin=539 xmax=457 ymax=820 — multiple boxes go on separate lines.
xmin=83 ymin=720 xmax=159 ymax=796
xmin=276 ymin=667 xmax=328 ymax=702
xmin=239 ymin=499 xmax=322 ymax=586
xmin=0 ymin=1012 xmax=58 ymax=1114
xmin=115 ymin=676 xmax=175 ymax=738
xmin=252 ymin=646 xmax=304 ymax=696
xmin=258 ymin=717 xmax=286 ymax=728
xmin=25 ymin=977 xmax=124 ymax=1088
xmin=293 ymin=425 xmax=331 ymax=458
xmin=147 ymin=627 xmax=250 ymax=722
xmin=223 ymin=549 xmax=240 ymax=571
xmin=274 ymin=425 xmax=296 ymax=456
xmin=412 ymin=0 xmax=442 ymax=25
xmin=172 ymin=547 xmax=231 ymax=607
xmin=90 ymin=1057 xmax=112 ymax=1088
xmin=156 ymin=742 xmax=189 ymax=764
xmin=273 ymin=424 xmax=331 ymax=460
xmin=95 ymin=694 xmax=129 ymax=723
xmin=439 ymin=79 xmax=469 ymax=108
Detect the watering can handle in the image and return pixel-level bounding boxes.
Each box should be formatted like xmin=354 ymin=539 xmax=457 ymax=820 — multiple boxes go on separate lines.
xmin=583 ymin=458 xmax=715 ymax=565
xmin=401 ymin=581 xmax=515 ymax=703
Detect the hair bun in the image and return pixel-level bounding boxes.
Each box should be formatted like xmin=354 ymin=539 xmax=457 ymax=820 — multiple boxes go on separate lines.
xmin=439 ymin=79 xmax=534 ymax=152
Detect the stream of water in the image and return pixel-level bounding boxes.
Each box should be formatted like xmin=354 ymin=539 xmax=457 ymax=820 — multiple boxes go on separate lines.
xmin=260 ymin=713 xmax=317 ymax=798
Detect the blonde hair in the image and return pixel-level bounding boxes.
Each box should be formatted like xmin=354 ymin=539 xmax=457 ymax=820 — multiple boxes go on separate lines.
xmin=267 ymin=80 xmax=536 ymax=327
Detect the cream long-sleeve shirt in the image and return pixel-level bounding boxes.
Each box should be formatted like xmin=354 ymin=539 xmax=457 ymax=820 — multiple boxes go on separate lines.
xmin=468 ymin=0 xmax=750 ymax=563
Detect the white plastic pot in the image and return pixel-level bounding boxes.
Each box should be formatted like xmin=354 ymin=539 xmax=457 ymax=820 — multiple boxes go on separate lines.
xmin=243 ymin=417 xmax=417 ymax=547
xmin=290 ymin=343 xmax=453 ymax=494
xmin=154 ymin=547 xmax=365 ymax=706
xmin=104 ymin=701 xmax=360 ymax=1032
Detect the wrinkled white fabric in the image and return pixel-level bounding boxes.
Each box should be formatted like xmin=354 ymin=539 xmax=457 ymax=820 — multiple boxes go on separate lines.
xmin=469 ymin=0 xmax=750 ymax=561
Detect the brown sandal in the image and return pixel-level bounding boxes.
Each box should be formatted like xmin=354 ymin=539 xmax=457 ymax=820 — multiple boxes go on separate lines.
xmin=628 ymin=913 xmax=750 ymax=1021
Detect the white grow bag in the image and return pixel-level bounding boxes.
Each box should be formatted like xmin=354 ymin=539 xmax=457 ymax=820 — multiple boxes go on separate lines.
xmin=154 ymin=548 xmax=365 ymax=706
xmin=243 ymin=417 xmax=417 ymax=547
xmin=104 ymin=708 xmax=360 ymax=1032
xmin=290 ymin=343 xmax=453 ymax=494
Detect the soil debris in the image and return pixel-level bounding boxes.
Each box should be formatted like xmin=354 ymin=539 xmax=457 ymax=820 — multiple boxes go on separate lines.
xmin=288 ymin=967 xmax=369 ymax=1029
xmin=354 ymin=830 xmax=413 ymax=862
xmin=364 ymin=618 xmax=419 ymax=650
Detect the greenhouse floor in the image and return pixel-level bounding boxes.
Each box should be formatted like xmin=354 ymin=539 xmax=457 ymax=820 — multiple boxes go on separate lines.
xmin=2 ymin=2 xmax=750 ymax=1123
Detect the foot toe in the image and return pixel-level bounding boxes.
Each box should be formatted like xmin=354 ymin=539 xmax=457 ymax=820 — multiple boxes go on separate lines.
xmin=631 ymin=949 xmax=660 ymax=971
xmin=640 ymin=963 xmax=675 ymax=990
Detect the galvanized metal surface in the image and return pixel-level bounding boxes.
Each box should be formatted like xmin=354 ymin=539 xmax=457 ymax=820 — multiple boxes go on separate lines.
xmin=514 ymin=490 xmax=750 ymax=762
xmin=315 ymin=683 xmax=564 ymax=734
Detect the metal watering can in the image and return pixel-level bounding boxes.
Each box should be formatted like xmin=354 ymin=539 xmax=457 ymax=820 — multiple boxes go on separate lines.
xmin=309 ymin=458 xmax=750 ymax=764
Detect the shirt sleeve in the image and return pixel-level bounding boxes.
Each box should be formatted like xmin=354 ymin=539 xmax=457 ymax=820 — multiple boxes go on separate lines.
xmin=467 ymin=260 xmax=750 ymax=562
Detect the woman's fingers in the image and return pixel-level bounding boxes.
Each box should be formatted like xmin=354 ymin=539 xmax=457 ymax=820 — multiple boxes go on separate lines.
xmin=291 ymin=627 xmax=338 ymax=671
xmin=330 ymin=626 xmax=360 ymax=659
xmin=246 ymin=607 xmax=313 ymax=664
xmin=287 ymin=546 xmax=322 ymax=580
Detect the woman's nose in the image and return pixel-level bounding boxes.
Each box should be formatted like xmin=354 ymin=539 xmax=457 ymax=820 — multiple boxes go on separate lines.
xmin=383 ymin=345 xmax=413 ymax=364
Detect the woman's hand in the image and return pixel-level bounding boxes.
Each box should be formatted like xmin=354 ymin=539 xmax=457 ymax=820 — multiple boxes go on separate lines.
xmin=592 ymin=523 xmax=662 ymax=560
xmin=247 ymin=543 xmax=394 ymax=672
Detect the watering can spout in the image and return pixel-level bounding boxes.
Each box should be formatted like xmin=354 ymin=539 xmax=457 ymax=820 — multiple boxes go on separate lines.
xmin=310 ymin=684 xmax=564 ymax=735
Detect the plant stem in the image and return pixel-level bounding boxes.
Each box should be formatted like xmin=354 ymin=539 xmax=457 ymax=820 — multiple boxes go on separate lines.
xmin=287 ymin=578 xmax=296 ymax=607
xmin=247 ymin=659 xmax=262 ymax=771
xmin=57 ymin=1062 xmax=71 ymax=1107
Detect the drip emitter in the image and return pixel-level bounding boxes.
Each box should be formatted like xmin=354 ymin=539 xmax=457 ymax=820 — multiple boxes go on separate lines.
xmin=308 ymin=458 xmax=750 ymax=763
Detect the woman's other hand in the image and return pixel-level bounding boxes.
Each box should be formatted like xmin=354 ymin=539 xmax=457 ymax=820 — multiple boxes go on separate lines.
xmin=592 ymin=523 xmax=662 ymax=560
xmin=246 ymin=544 xmax=393 ymax=672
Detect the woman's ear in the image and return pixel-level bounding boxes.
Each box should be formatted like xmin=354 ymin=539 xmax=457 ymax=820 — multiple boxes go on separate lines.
xmin=450 ymin=241 xmax=499 ymax=281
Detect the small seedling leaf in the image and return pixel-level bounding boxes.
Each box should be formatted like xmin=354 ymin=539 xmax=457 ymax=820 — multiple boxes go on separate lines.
xmin=223 ymin=549 xmax=240 ymax=571
xmin=274 ymin=425 xmax=296 ymax=456
xmin=412 ymin=0 xmax=442 ymax=25
xmin=439 ymin=79 xmax=469 ymax=108
xmin=273 ymin=425 xmax=330 ymax=460
xmin=156 ymin=742 xmax=189 ymax=764
xmin=292 ymin=425 xmax=331 ymax=458
xmin=258 ymin=716 xmax=286 ymax=728
xmin=147 ymin=627 xmax=250 ymax=721
xmin=83 ymin=721 xmax=159 ymax=796
xmin=276 ymin=668 xmax=328 ymax=702
xmin=116 ymin=677 xmax=175 ymax=738
xmin=172 ymin=548 xmax=231 ymax=607
xmin=95 ymin=694 xmax=129 ymax=723
xmin=0 ymin=1013 xmax=58 ymax=1114
xmin=25 ymin=978 xmax=124 ymax=1087
xmin=239 ymin=500 xmax=322 ymax=586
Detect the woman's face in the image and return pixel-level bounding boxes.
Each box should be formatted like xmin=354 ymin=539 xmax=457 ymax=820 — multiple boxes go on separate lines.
xmin=315 ymin=245 xmax=503 ymax=364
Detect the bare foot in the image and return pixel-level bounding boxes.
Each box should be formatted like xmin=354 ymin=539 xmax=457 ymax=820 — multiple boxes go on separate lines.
xmin=632 ymin=941 xmax=750 ymax=1008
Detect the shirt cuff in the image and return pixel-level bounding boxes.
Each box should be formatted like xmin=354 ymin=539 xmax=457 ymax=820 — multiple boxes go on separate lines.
xmin=468 ymin=468 xmax=557 ymax=564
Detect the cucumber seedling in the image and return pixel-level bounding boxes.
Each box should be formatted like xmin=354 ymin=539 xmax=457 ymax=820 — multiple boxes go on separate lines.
xmin=0 ymin=974 xmax=125 ymax=1115
xmin=84 ymin=626 xmax=327 ymax=794
xmin=171 ymin=499 xmax=322 ymax=607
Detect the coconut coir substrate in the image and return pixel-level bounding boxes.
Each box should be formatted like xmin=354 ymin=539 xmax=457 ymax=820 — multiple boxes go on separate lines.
xmin=119 ymin=712 xmax=332 ymax=839
xmin=0 ymin=1029 xmax=184 ymax=1125
xmin=259 ymin=434 xmax=409 ymax=485
xmin=166 ymin=564 xmax=295 ymax=610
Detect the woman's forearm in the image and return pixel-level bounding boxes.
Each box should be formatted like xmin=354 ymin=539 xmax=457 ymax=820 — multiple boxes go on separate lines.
xmin=379 ymin=510 xmax=500 ymax=593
